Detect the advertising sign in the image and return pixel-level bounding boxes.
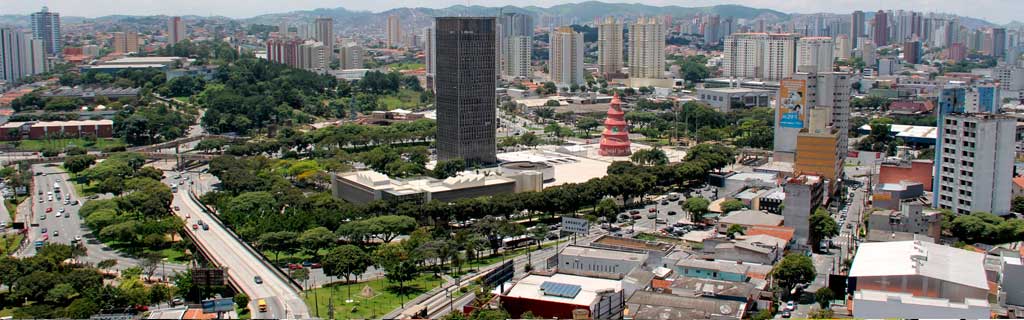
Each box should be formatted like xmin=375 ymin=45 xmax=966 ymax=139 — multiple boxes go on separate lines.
xmin=201 ymin=298 xmax=235 ymax=313
xmin=778 ymin=79 xmax=807 ymax=129
xmin=561 ymin=216 xmax=590 ymax=235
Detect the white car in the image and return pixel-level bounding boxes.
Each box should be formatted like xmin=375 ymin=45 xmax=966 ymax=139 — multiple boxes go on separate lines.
xmin=47 ymin=196 xmax=53 ymax=201
xmin=56 ymin=212 xmax=62 ymax=217
xmin=785 ymin=301 xmax=797 ymax=311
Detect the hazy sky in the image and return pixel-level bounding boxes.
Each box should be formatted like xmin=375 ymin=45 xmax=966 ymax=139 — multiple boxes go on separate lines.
xmin=5 ymin=0 xmax=1022 ymax=23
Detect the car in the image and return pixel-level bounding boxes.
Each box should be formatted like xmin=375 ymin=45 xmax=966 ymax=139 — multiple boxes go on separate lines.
xmin=42 ymin=234 xmax=49 ymax=241
xmin=38 ymin=198 xmax=43 ymax=203
xmin=72 ymin=200 xmax=79 ymax=205
xmin=47 ymin=196 xmax=53 ymax=201
xmin=677 ymin=200 xmax=685 ymax=205
xmin=65 ymin=194 xmax=70 ymax=200
xmin=254 ymin=276 xmax=263 ymax=284
xmin=655 ymin=218 xmax=667 ymax=224
xmin=647 ymin=213 xmax=657 ymax=219
xmin=846 ymin=224 xmax=853 ymax=229
xmin=41 ymin=228 xmax=47 ymax=233
xmin=288 ymin=263 xmax=303 ymax=270
xmin=311 ymin=263 xmax=322 ymax=268
xmin=631 ymin=214 xmax=641 ymax=220
xmin=648 ymin=207 xmax=656 ymax=213
xmin=47 ymin=191 xmax=52 ymax=196
xmin=202 ymin=224 xmax=209 ymax=231
xmin=74 ymin=236 xmax=82 ymax=242
xmin=629 ymin=210 xmax=639 ymax=215
xmin=88 ymin=195 xmax=99 ymax=200
xmin=58 ymin=207 xmax=64 ymax=213
xmin=174 ymin=206 xmax=180 ymax=211
xmin=171 ymin=298 xmax=184 ymax=306
xmin=781 ymin=310 xmax=792 ymax=318
xmin=546 ymin=233 xmax=559 ymax=240
xmin=785 ymin=301 xmax=796 ymax=311
xmin=46 ymin=207 xmax=52 ymax=213
xmin=660 ymin=200 xmax=669 ymax=205
xmin=667 ymin=211 xmax=677 ymax=215
xmin=38 ymin=190 xmax=43 ymax=195
xmin=40 ymin=214 xmax=46 ymax=220
xmin=56 ymin=212 xmax=62 ymax=218
xmin=63 ymin=199 xmax=69 ymax=205
xmin=192 ymin=224 xmax=199 ymax=230
xmin=53 ymin=231 xmax=58 ymax=237
xmin=302 ymin=261 xmax=313 ymax=267
xmin=56 ymin=178 xmax=62 ymax=182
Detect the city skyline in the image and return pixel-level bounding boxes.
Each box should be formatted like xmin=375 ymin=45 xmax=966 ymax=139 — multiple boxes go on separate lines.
xmin=4 ymin=0 xmax=1024 ymax=24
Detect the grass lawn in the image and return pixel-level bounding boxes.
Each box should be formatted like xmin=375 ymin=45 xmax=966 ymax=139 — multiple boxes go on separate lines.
xmin=0 ymin=233 xmax=24 ymax=255
xmin=0 ymin=307 xmax=13 ymax=318
xmin=304 ymin=273 xmax=442 ymax=320
xmin=450 ymin=239 xmax=567 ymax=277
xmin=17 ymin=138 xmax=126 ymax=152
xmin=377 ymin=89 xmax=425 ymax=110
xmin=386 ymin=62 xmax=425 ymax=71
xmin=173 ymin=96 xmax=190 ymax=103
xmin=5 ymin=197 xmax=22 ymax=221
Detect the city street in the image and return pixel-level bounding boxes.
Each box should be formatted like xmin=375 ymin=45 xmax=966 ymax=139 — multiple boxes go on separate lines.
xmin=17 ymin=163 xmax=188 ymax=279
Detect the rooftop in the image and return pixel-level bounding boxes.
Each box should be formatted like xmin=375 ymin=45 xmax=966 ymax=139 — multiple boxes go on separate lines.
xmin=744 ymin=225 xmax=795 ymax=244
xmin=858 ymin=124 xmax=938 ymax=140
xmin=674 ymin=258 xmax=750 ymax=275
xmin=854 ymin=289 xmax=989 ymax=308
xmin=592 ymin=235 xmax=674 ymax=254
xmin=560 ymin=245 xmax=647 ymax=262
xmin=669 ymin=277 xmax=758 ymax=298
xmin=719 ymin=210 xmax=784 ymax=227
xmin=849 ymin=240 xmax=988 ymax=290
xmin=626 ymin=291 xmax=745 ymax=319
xmin=698 ymin=87 xmax=771 ymax=94
xmin=337 ymin=170 xmax=516 ymax=194
xmin=503 ymin=273 xmax=622 ymax=306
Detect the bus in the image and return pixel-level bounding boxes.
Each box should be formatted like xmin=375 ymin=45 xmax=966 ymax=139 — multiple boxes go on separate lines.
xmin=501 ymin=235 xmax=535 ymax=250
xmin=257 ymin=299 xmax=267 ymax=312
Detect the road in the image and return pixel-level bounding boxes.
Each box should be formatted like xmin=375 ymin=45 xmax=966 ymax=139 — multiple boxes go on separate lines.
xmin=17 ymin=164 xmax=189 ymax=279
xmin=169 ymin=175 xmax=309 ymax=319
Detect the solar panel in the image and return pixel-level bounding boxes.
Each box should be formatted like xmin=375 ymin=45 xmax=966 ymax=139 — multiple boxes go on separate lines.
xmin=540 ymin=281 xmax=582 ymax=298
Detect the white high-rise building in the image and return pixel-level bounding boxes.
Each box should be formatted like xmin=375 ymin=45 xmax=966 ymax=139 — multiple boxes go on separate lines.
xmin=835 ymin=35 xmax=852 ymax=60
xmin=339 ymin=42 xmax=364 ymax=70
xmin=297 ymin=40 xmax=327 ymax=71
xmin=628 ymin=17 xmax=666 ymax=79
xmin=935 ymin=113 xmax=1015 ymax=215
xmin=797 ymin=37 xmax=835 ymax=73
xmin=774 ymin=71 xmax=853 ymax=163
xmin=597 ymin=17 xmax=624 ymax=76
xmin=314 ymin=18 xmax=334 ymax=57
xmin=167 ymin=16 xmax=186 ymax=45
xmin=723 ymin=33 xmax=799 ymax=81
xmin=0 ymin=28 xmax=47 ymax=83
xmin=499 ymin=13 xmax=533 ymax=80
xmin=549 ymin=26 xmax=584 ymax=87
xmin=386 ymin=15 xmax=401 ymax=48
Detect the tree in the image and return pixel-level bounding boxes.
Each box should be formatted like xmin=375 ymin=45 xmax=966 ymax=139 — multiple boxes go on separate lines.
xmin=257 ymin=231 xmax=298 ymax=264
xmin=815 ymin=287 xmax=834 ymax=308
xmin=630 ymin=148 xmax=668 ymax=166
xmin=373 ymin=242 xmax=418 ymax=295
xmin=720 ymin=199 xmax=745 ymax=213
xmin=594 ymin=198 xmax=619 ymax=226
xmin=809 ymin=208 xmax=839 ymax=252
xmin=726 ymin=224 xmax=746 ymax=238
xmin=771 ymin=253 xmax=816 ymax=295
xmin=1013 ymin=196 xmax=1024 ymax=214
xmin=234 ymin=293 xmax=250 ymax=310
xmin=323 ymin=245 xmax=371 ymax=300
xmin=683 ymin=197 xmax=710 ymax=223
xmin=432 ymin=158 xmax=466 ymax=179
xmin=575 ymin=117 xmax=601 ymax=137
xmin=298 ymin=227 xmax=335 ymax=258
xmin=544 ymin=99 xmax=561 ymax=107
xmin=64 ymin=298 xmax=101 ymax=318
xmin=64 ymin=154 xmax=97 ymax=175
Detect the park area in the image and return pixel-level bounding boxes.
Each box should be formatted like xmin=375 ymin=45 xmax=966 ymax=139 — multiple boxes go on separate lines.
xmin=303 ymin=274 xmax=445 ymax=319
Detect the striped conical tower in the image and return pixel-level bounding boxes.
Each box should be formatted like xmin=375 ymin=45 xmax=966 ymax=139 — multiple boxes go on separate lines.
xmin=598 ymin=94 xmax=631 ymax=156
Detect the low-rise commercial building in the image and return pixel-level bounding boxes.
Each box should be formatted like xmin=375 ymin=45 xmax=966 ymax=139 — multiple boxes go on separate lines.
xmin=867 ymin=201 xmax=941 ymax=241
xmin=673 ymin=258 xmax=750 ymax=282
xmin=696 ymin=87 xmax=771 ymax=112
xmin=0 ymin=119 xmax=113 ymax=141
xmin=330 ymin=170 xmax=540 ymax=204
xmin=717 ymin=210 xmax=784 ymax=232
xmin=501 ymin=273 xmax=625 ymax=319
xmin=556 ymin=245 xmax=647 ymax=276
xmin=849 ymin=240 xmax=990 ymax=319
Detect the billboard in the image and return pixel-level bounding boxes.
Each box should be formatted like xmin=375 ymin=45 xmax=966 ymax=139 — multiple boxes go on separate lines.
xmin=561 ymin=216 xmax=590 ymax=235
xmin=778 ymin=79 xmax=807 ymax=129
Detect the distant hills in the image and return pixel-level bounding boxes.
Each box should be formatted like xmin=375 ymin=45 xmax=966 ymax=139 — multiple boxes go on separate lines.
xmin=0 ymin=1 xmax=1007 ymax=33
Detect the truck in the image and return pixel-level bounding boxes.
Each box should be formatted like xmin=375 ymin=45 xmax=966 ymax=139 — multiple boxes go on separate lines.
xmin=34 ymin=240 xmax=44 ymax=248
xmin=257 ymin=299 xmax=267 ymax=312
xmin=53 ymin=183 xmax=60 ymax=193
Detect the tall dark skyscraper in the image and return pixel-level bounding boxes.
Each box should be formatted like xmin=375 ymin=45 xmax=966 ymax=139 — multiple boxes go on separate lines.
xmin=850 ymin=11 xmax=865 ymax=48
xmin=435 ymin=17 xmax=497 ymax=164
xmin=873 ymin=10 xmax=888 ymax=46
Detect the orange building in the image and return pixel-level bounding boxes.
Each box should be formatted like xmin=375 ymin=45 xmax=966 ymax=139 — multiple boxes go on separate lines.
xmin=794 ymin=108 xmax=842 ymax=195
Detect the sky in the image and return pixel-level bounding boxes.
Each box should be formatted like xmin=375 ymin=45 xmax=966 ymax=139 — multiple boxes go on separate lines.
xmin=3 ymin=0 xmax=1022 ymax=24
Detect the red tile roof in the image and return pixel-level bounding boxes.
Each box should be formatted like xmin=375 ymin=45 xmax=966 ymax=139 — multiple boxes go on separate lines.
xmin=745 ymin=225 xmax=795 ymax=244
xmin=1013 ymin=176 xmax=1024 ymax=189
